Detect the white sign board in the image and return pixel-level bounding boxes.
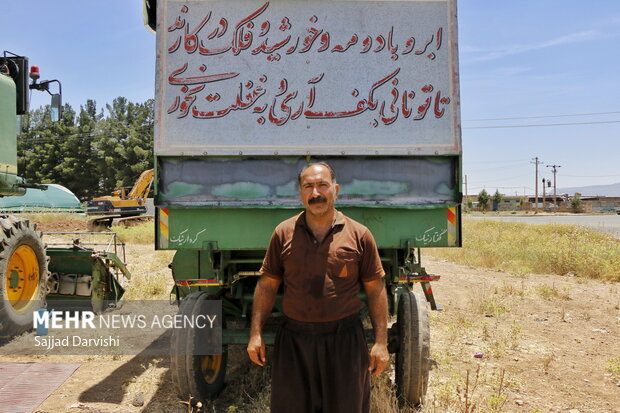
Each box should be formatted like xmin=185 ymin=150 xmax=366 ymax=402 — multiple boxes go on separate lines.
xmin=155 ymin=0 xmax=461 ymax=155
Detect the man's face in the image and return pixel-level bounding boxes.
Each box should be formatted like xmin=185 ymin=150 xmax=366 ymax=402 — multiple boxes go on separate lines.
xmin=299 ymin=165 xmax=339 ymax=218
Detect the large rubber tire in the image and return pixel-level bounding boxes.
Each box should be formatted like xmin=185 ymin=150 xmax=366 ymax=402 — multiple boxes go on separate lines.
xmin=395 ymin=291 xmax=430 ymax=406
xmin=171 ymin=291 xmax=227 ymax=402
xmin=0 ymin=216 xmax=48 ymax=340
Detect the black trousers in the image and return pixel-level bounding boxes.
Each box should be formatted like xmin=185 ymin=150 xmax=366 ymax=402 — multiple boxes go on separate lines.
xmin=270 ymin=314 xmax=370 ymax=413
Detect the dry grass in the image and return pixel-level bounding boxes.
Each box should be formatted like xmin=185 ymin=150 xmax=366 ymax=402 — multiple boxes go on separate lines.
xmin=22 ymin=212 xmax=88 ymax=223
xmin=536 ymin=283 xmax=571 ymax=300
xmin=114 ymin=222 xmax=155 ymax=244
xmin=606 ymin=356 xmax=620 ymax=376
xmin=428 ymin=219 xmax=620 ymax=281
xmin=123 ymin=244 xmax=175 ymax=300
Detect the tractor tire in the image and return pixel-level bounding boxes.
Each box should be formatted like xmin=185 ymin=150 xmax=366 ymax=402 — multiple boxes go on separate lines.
xmin=0 ymin=216 xmax=49 ymax=341
xmin=395 ymin=291 xmax=430 ymax=407
xmin=171 ymin=291 xmax=227 ymax=402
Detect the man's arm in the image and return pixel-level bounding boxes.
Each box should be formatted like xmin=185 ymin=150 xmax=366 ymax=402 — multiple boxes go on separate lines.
xmin=363 ymin=277 xmax=389 ymax=375
xmin=247 ymin=275 xmax=281 ymax=366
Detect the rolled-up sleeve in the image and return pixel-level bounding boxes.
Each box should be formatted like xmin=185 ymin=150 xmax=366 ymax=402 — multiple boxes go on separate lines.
xmin=360 ymin=230 xmax=385 ymax=281
xmin=260 ymin=230 xmax=284 ymax=280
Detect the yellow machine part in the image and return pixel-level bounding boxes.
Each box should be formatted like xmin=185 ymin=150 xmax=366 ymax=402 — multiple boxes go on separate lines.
xmin=89 ymin=169 xmax=153 ymax=207
xmin=5 ymin=244 xmax=40 ymax=312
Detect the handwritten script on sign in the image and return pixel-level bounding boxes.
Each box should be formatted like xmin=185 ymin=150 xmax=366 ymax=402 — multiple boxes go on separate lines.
xmin=157 ymin=0 xmax=459 ymax=155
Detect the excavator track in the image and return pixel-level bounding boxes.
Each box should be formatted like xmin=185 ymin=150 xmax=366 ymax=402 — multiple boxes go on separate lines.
xmin=87 ymin=215 xmax=154 ymax=231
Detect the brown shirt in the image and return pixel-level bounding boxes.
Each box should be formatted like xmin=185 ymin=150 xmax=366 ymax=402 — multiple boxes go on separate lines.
xmin=260 ymin=210 xmax=385 ymax=322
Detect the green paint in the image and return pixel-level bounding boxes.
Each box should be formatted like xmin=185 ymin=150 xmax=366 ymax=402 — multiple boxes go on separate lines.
xmin=341 ymin=179 xmax=408 ymax=196
xmin=91 ymin=261 xmax=105 ymax=313
xmin=172 ymin=250 xmax=200 ymax=278
xmin=161 ymin=181 xmax=204 ymax=200
xmin=434 ymin=182 xmax=453 ymax=195
xmin=47 ymin=249 xmax=95 ymax=274
xmin=9 ymin=270 xmax=19 ymax=289
xmin=160 ymin=206 xmax=459 ymax=250
xmin=46 ymin=248 xmax=129 ymax=304
xmin=0 ymin=71 xmax=20 ymax=195
xmin=282 ymin=157 xmax=300 ymax=165
xmin=428 ymin=157 xmax=451 ymax=164
xmin=275 ymin=180 xmax=297 ymax=197
xmin=212 ymin=182 xmax=270 ymax=198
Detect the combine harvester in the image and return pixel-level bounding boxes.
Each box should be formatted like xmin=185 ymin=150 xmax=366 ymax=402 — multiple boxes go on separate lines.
xmin=0 ymin=51 xmax=130 ymax=340
xmin=144 ymin=0 xmax=461 ymax=406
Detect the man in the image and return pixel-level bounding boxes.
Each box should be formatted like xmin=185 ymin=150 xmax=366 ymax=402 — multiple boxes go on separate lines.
xmin=247 ymin=162 xmax=389 ymax=413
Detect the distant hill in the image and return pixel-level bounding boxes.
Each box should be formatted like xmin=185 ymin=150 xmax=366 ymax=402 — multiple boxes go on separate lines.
xmin=558 ymin=182 xmax=620 ymax=197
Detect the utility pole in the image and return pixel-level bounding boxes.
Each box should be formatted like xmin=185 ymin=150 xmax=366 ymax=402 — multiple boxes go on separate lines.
xmin=531 ymin=157 xmax=542 ymax=212
xmin=464 ymin=174 xmax=468 ymax=212
xmin=547 ymin=165 xmax=561 ymax=210
xmin=542 ymin=178 xmax=546 ymax=211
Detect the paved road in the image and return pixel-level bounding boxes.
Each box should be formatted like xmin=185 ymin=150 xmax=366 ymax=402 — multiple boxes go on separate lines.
xmin=468 ymin=214 xmax=620 ymax=238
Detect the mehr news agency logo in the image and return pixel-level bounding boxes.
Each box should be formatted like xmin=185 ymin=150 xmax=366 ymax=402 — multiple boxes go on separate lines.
xmin=33 ymin=308 xmax=218 ymax=351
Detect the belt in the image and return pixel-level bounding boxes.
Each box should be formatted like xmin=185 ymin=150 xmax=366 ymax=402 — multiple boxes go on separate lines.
xmin=281 ymin=313 xmax=361 ymax=334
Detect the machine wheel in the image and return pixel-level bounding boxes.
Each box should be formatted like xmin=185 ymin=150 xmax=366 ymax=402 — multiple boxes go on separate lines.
xmin=171 ymin=291 xmax=227 ymax=402
xmin=395 ymin=291 xmax=430 ymax=406
xmin=0 ymin=216 xmax=48 ymax=340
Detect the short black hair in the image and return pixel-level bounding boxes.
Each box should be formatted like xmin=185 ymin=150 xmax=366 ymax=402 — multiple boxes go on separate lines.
xmin=298 ymin=162 xmax=336 ymax=185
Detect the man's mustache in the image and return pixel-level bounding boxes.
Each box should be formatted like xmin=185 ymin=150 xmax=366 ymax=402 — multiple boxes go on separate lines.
xmin=308 ymin=197 xmax=327 ymax=204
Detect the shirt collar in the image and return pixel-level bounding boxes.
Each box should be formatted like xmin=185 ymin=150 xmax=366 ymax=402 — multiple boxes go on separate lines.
xmin=297 ymin=210 xmax=345 ymax=229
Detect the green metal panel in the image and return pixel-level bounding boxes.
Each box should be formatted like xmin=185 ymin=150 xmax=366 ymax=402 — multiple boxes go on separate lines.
xmin=157 ymin=205 xmax=460 ymax=250
xmin=0 ymin=74 xmax=21 ymax=196
xmin=47 ymin=248 xmax=97 ymax=274
xmin=46 ymin=247 xmax=130 ymax=304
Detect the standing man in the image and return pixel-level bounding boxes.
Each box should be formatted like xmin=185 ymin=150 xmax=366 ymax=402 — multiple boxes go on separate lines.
xmin=247 ymin=162 xmax=389 ymax=413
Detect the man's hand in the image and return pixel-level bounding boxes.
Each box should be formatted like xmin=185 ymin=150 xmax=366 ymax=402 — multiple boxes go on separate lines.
xmin=363 ymin=277 xmax=389 ymax=375
xmin=247 ymin=275 xmax=280 ymax=366
xmin=247 ymin=333 xmax=266 ymax=366
xmin=368 ymin=342 xmax=389 ymax=375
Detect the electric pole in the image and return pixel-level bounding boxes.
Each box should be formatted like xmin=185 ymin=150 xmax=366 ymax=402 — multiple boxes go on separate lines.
xmin=531 ymin=157 xmax=542 ymax=212
xmin=547 ymin=165 xmax=561 ymax=210
xmin=464 ymin=174 xmax=468 ymax=212
xmin=542 ymin=177 xmax=546 ymax=211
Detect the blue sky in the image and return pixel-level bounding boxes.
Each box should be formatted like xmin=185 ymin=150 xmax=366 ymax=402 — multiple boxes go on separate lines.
xmin=2 ymin=1 xmax=619 ymax=195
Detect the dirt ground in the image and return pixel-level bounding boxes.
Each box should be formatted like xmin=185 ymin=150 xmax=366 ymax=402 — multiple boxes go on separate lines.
xmin=34 ymin=218 xmax=90 ymax=233
xmin=1 ymin=235 xmax=619 ymax=412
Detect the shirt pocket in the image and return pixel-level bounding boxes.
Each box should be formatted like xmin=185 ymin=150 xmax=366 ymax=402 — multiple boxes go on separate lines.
xmin=328 ymin=250 xmax=360 ymax=278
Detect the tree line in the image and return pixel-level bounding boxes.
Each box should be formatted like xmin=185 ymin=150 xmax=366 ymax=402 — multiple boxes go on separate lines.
xmin=18 ymin=97 xmax=154 ymax=202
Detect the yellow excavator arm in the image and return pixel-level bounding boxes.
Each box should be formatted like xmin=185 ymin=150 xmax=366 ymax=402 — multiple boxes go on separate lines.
xmin=87 ymin=169 xmax=154 ymax=217
xmin=127 ymin=169 xmax=154 ymax=202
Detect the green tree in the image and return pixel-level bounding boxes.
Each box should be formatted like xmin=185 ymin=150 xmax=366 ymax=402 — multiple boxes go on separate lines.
xmin=492 ymin=189 xmax=503 ymax=211
xmin=63 ymin=100 xmax=102 ymax=200
xmin=18 ymin=103 xmax=77 ymax=189
xmin=570 ymin=195 xmax=582 ymax=213
xmin=18 ymin=97 xmax=154 ymax=202
xmin=478 ymin=189 xmax=490 ymax=211
xmin=95 ymin=97 xmax=154 ymax=195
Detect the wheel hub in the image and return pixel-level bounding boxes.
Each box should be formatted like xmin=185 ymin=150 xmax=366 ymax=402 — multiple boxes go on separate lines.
xmin=5 ymin=245 xmax=40 ymax=312
xmin=200 ymin=355 xmax=222 ymax=384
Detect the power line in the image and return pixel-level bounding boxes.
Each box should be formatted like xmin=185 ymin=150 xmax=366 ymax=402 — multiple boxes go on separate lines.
xmin=464 ymin=120 xmax=620 ymax=129
xmin=465 ymin=110 xmax=620 ymax=122
xmin=465 ymin=159 xmax=525 ymax=165
xmin=467 ymin=173 xmax=531 ymax=185
xmin=466 ymin=163 xmax=529 ymax=173
xmin=562 ymin=173 xmax=620 ymax=178
xmin=469 ymin=186 xmax=534 ymax=190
